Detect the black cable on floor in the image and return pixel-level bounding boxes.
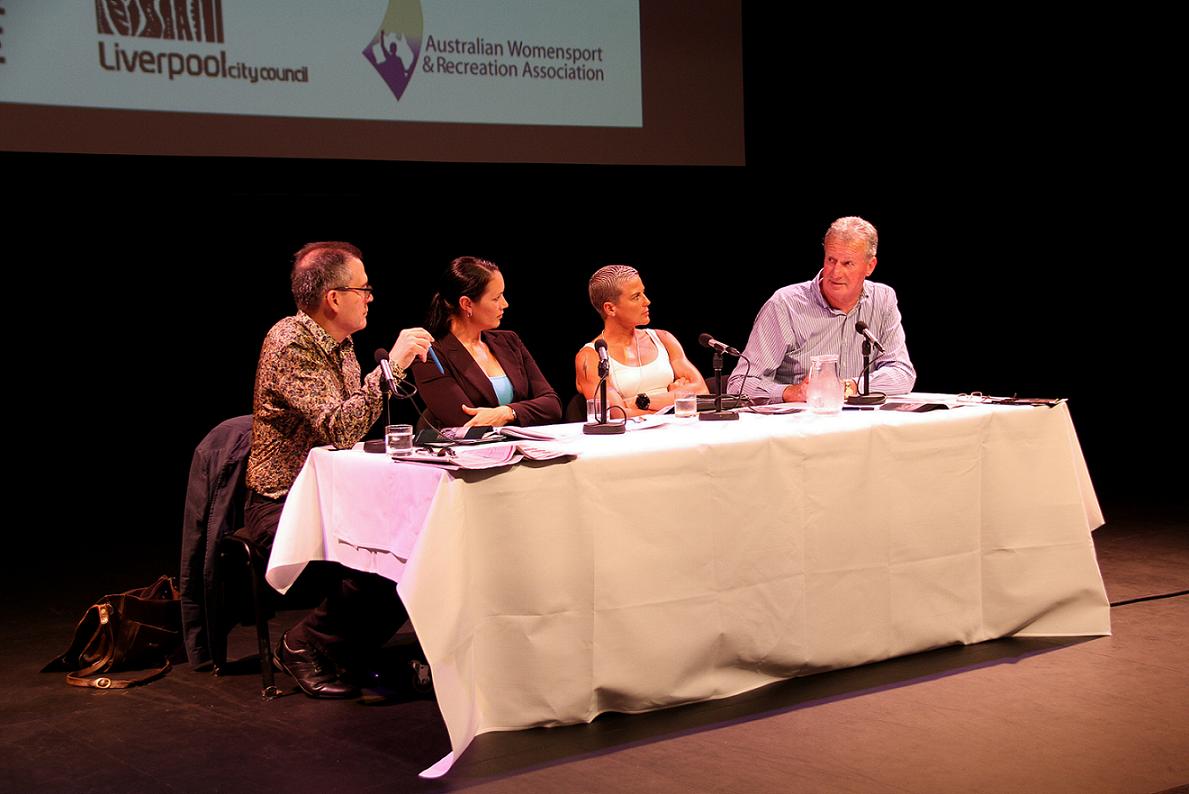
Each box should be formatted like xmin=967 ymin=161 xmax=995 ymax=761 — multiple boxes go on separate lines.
xmin=1109 ymin=589 xmax=1189 ymax=608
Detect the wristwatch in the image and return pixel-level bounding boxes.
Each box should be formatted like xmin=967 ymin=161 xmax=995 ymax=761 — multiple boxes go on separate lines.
xmin=635 ymin=393 xmax=651 ymax=410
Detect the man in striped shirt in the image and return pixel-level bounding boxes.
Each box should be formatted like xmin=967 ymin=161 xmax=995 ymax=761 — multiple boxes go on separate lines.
xmin=728 ymin=216 xmax=916 ymax=403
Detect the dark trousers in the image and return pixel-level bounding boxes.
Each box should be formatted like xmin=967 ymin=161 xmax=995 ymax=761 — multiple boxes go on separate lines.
xmin=242 ymin=490 xmax=408 ymax=667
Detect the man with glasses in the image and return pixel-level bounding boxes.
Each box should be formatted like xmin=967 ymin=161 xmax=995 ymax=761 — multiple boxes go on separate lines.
xmin=245 ymin=241 xmax=432 ymax=698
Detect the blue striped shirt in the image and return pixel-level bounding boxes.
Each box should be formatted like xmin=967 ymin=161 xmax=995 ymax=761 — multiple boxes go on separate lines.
xmin=728 ymin=272 xmax=916 ymax=400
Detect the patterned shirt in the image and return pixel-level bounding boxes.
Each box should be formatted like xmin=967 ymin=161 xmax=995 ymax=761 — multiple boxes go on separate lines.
xmin=246 ymin=312 xmax=384 ymax=499
xmin=728 ymin=272 xmax=916 ymax=401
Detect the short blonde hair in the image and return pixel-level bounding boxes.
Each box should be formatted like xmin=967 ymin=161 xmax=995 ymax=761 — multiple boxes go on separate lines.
xmin=588 ymin=265 xmax=639 ymax=318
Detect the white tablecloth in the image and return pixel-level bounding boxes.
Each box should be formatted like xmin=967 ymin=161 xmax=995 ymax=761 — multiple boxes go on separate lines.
xmin=266 ymin=398 xmax=1109 ymax=776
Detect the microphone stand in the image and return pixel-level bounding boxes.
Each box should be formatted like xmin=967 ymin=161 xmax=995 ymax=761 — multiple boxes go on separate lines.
xmin=584 ymin=356 xmax=625 ymax=435
xmin=362 ymin=372 xmax=397 ymax=453
xmin=846 ymin=339 xmax=886 ymax=406
xmin=381 ymin=375 xmax=394 ymax=427
xmin=700 ymin=347 xmax=739 ymax=421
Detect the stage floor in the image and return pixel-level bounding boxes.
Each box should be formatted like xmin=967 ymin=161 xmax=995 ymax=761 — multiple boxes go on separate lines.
xmin=4 ymin=506 xmax=1186 ymax=794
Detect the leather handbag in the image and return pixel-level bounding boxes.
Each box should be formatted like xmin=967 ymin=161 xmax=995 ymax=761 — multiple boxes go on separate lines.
xmin=43 ymin=575 xmax=183 ymax=689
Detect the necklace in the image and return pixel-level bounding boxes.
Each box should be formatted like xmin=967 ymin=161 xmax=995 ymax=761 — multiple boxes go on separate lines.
xmin=467 ymin=339 xmax=488 ymax=361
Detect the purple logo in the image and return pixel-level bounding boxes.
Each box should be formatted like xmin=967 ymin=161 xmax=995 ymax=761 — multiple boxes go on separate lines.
xmin=95 ymin=0 xmax=224 ymax=43
xmin=362 ymin=0 xmax=423 ymax=101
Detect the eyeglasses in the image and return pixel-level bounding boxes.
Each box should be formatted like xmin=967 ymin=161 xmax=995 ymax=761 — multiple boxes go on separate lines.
xmin=332 ymin=285 xmax=374 ymax=297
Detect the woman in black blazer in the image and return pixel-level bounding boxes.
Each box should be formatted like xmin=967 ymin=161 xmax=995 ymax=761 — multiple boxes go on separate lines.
xmin=412 ymin=257 xmax=562 ymax=429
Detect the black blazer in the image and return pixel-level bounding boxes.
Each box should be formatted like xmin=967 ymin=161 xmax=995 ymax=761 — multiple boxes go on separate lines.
xmin=180 ymin=415 xmax=252 ymax=667
xmin=411 ymin=330 xmax=563 ymax=428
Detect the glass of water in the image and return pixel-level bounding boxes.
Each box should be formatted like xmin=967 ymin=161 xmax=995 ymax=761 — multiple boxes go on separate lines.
xmin=674 ymin=394 xmax=698 ymax=419
xmin=385 ymin=424 xmax=414 ymax=457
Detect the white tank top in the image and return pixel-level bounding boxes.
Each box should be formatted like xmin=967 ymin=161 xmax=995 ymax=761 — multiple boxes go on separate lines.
xmin=586 ymin=328 xmax=674 ymax=398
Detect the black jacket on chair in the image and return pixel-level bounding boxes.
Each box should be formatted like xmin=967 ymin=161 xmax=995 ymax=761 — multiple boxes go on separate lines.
xmin=179 ymin=415 xmax=252 ymax=667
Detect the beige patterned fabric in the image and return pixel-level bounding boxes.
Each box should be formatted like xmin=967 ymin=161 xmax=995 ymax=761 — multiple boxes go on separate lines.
xmin=246 ymin=311 xmax=383 ymax=499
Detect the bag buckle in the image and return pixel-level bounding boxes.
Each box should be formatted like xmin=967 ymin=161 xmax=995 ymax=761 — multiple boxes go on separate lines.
xmin=94 ymin=677 xmax=112 ymax=689
xmin=98 ymin=604 xmax=110 ymax=625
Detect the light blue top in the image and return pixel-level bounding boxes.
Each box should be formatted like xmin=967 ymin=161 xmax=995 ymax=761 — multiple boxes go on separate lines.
xmin=489 ymin=375 xmax=514 ymax=406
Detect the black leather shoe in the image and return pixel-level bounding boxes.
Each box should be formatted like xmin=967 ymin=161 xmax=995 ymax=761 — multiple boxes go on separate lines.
xmin=273 ymin=634 xmax=360 ymax=699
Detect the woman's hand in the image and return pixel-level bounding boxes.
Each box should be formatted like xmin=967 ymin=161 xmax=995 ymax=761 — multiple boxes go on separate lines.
xmin=461 ymin=404 xmax=515 ymax=428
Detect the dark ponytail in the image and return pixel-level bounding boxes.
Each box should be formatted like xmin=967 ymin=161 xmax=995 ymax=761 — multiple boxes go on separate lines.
xmin=426 ymin=256 xmax=500 ymax=338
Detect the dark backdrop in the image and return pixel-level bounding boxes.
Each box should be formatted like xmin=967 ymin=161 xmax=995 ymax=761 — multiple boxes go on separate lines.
xmin=3 ymin=8 xmax=1180 ymax=585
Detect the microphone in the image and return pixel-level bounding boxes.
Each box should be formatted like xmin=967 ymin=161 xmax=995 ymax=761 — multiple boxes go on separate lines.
xmin=854 ymin=321 xmax=885 ymax=353
xmin=594 ymin=338 xmax=609 ymax=364
xmin=699 ymin=333 xmax=741 ymax=357
xmin=374 ymin=348 xmax=401 ymax=394
xmin=584 ymin=338 xmax=624 ymax=434
xmin=593 ymin=337 xmax=610 ymax=378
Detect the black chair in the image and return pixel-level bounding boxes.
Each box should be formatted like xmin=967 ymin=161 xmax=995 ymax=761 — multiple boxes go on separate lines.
xmin=180 ymin=417 xmax=252 ymax=668
xmin=181 ymin=415 xmax=285 ymax=699
xmin=564 ymin=393 xmax=588 ymax=422
xmin=208 ymin=533 xmax=280 ymax=699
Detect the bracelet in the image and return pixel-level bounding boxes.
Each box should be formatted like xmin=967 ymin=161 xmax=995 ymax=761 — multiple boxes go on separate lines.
xmin=392 ymin=363 xmax=406 ymax=381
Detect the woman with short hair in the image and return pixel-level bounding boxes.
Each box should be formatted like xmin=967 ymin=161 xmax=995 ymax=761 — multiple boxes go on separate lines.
xmin=575 ymin=264 xmax=707 ymax=418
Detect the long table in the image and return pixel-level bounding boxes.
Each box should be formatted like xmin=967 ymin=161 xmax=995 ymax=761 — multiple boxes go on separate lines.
xmin=266 ymin=397 xmax=1110 ymax=777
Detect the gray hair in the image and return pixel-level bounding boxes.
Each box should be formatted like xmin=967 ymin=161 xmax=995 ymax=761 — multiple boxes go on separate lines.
xmin=588 ymin=264 xmax=639 ymax=318
xmin=290 ymin=241 xmax=362 ymax=313
xmin=823 ymin=216 xmax=878 ymax=260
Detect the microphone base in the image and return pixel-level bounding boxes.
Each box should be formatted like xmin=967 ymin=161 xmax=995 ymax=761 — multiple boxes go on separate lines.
xmin=699 ymin=410 xmax=739 ymax=421
xmin=846 ymin=392 xmax=886 ymax=406
xmin=583 ymin=421 xmax=626 ymax=435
